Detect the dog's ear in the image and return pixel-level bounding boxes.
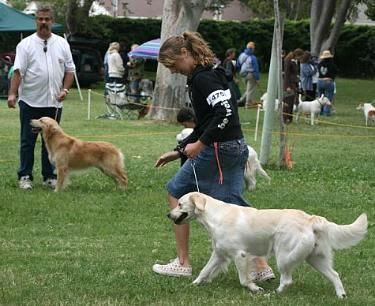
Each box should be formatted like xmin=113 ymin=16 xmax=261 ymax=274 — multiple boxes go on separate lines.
xmin=190 ymin=193 xmax=206 ymax=211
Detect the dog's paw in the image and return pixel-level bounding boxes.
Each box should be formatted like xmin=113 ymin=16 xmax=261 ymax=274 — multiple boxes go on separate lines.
xmin=337 ymin=292 xmax=347 ymax=299
xmin=248 ymin=282 xmax=264 ymax=293
xmin=192 ymin=278 xmax=204 ymax=285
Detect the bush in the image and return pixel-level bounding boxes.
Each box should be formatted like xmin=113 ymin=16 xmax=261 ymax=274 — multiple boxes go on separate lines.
xmin=3 ymin=17 xmax=374 ymax=78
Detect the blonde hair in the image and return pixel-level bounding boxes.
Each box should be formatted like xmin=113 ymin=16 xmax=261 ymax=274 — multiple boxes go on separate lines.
xmin=158 ymin=32 xmax=215 ymax=67
xmin=108 ymin=42 xmax=120 ymax=53
xmin=246 ymin=41 xmax=255 ymax=49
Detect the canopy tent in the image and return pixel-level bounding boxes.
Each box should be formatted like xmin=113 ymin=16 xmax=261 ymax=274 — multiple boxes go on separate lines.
xmin=128 ymin=38 xmax=160 ymax=60
xmin=0 ymin=3 xmax=63 ymax=32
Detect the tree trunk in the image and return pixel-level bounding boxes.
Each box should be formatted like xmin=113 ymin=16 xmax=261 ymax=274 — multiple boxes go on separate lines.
xmin=321 ymin=0 xmax=352 ymax=52
xmin=148 ymin=0 xmax=209 ymax=121
xmin=310 ymin=0 xmax=354 ymax=56
xmin=310 ymin=0 xmax=336 ymax=56
xmin=65 ymin=0 xmax=94 ymax=35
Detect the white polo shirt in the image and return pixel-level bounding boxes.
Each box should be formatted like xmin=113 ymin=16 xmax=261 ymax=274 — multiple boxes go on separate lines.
xmin=13 ymin=33 xmax=76 ymax=108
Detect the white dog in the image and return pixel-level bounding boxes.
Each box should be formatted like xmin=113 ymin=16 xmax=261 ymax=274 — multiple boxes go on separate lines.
xmin=260 ymin=92 xmax=280 ymax=112
xmin=356 ymin=103 xmax=375 ymax=126
xmin=296 ymin=94 xmax=331 ymax=125
xmin=168 ymin=192 xmax=367 ymax=298
xmin=244 ymin=146 xmax=270 ymax=191
xmin=177 ymin=128 xmax=270 ymax=191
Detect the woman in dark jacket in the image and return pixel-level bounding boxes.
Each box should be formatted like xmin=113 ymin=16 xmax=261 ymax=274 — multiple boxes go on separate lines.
xmin=283 ymin=49 xmax=301 ymax=123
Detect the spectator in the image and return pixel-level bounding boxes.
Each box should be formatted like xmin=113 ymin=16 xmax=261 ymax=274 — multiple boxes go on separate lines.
xmin=103 ymin=43 xmax=110 ymax=104
xmin=7 ymin=5 xmax=75 ymax=190
xmin=311 ymin=55 xmax=319 ymax=98
xmin=152 ymin=31 xmax=274 ymax=282
xmin=283 ymin=49 xmax=303 ymax=123
xmin=176 ymin=107 xmax=196 ymax=166
xmin=318 ymin=50 xmax=338 ymax=115
xmin=237 ymin=41 xmax=260 ymax=108
xmin=119 ymin=41 xmax=129 ymax=82
xmin=300 ymin=51 xmax=316 ymax=101
xmin=222 ymin=48 xmax=241 ymax=101
xmin=127 ymin=44 xmax=145 ymax=102
xmin=108 ymin=42 xmax=125 ymax=83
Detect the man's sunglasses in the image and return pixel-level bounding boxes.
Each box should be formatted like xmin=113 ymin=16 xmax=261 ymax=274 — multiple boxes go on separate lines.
xmin=37 ymin=17 xmax=52 ymax=22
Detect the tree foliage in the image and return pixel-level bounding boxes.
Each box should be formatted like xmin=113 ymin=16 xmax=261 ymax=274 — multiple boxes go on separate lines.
xmin=365 ymin=0 xmax=375 ymax=19
xmin=239 ymin=0 xmax=310 ymax=20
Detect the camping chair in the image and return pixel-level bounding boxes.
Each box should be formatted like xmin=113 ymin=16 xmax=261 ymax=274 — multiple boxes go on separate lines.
xmin=99 ymin=81 xmax=151 ymax=120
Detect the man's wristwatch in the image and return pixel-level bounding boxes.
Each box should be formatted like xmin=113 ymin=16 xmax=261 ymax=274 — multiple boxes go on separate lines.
xmin=63 ymin=88 xmax=69 ymax=94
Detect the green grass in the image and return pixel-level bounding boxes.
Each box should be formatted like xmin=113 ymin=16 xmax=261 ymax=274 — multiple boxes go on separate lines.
xmin=0 ymin=77 xmax=374 ymax=305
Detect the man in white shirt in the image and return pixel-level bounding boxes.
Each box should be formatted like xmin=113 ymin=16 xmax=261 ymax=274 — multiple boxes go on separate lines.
xmin=7 ymin=5 xmax=75 ymax=190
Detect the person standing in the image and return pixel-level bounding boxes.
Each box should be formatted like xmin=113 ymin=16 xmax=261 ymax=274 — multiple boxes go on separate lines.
xmin=127 ymin=44 xmax=145 ymax=102
xmin=222 ymin=48 xmax=241 ymax=102
xmin=283 ymin=49 xmax=303 ymax=124
xmin=300 ymin=51 xmax=316 ymax=101
xmin=318 ymin=50 xmax=338 ymax=116
xmin=7 ymin=5 xmax=75 ymax=190
xmin=107 ymin=42 xmax=125 ymax=83
xmin=237 ymin=41 xmax=260 ymax=108
xmin=152 ymin=32 xmax=274 ymax=282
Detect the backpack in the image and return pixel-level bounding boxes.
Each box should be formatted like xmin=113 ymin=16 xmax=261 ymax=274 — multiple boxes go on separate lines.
xmin=238 ymin=54 xmax=252 ymax=77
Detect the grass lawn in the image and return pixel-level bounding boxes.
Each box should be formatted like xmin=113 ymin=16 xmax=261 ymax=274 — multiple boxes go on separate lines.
xmin=0 ymin=77 xmax=374 ymax=305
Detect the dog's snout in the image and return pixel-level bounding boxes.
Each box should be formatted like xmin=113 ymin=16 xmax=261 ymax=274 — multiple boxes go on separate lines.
xmin=167 ymin=213 xmax=172 ymax=219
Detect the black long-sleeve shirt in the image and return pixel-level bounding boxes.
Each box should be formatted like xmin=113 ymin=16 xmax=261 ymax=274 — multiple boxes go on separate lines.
xmin=178 ymin=65 xmax=243 ymax=148
xmin=318 ymin=58 xmax=337 ymax=80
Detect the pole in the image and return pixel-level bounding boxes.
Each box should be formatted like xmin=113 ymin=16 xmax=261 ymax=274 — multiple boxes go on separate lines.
xmin=87 ymin=89 xmax=91 ymax=120
xmin=254 ymin=104 xmax=261 ymax=142
xmin=259 ymin=22 xmax=279 ymax=164
xmin=63 ymin=33 xmax=83 ymax=101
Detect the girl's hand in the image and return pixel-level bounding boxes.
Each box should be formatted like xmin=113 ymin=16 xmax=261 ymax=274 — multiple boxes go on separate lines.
xmin=155 ymin=151 xmax=180 ymax=168
xmin=184 ymin=140 xmax=205 ymax=159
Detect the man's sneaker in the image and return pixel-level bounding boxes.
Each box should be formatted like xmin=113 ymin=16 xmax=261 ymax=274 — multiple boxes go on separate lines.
xmin=250 ymin=266 xmax=276 ymax=282
xmin=43 ymin=178 xmax=57 ymax=189
xmin=152 ymin=258 xmax=192 ymax=277
xmin=19 ymin=176 xmax=32 ymax=190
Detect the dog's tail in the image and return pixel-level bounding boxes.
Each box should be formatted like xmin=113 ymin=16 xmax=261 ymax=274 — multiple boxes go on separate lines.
xmin=312 ymin=213 xmax=368 ymax=250
xmin=117 ymin=151 xmax=128 ymax=188
xmin=255 ymin=161 xmax=271 ymax=182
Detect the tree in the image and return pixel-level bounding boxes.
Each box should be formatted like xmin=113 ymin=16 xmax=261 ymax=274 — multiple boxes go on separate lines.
xmin=148 ymin=0 xmax=211 ymax=121
xmin=310 ymin=0 xmax=353 ymax=55
xmin=65 ymin=0 xmax=95 ymax=35
xmin=365 ymin=0 xmax=375 ymax=20
xmin=239 ymin=0 xmax=310 ymax=20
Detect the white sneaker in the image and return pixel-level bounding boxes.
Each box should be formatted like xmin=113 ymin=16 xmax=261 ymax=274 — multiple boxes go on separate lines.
xmin=43 ymin=178 xmax=57 ymax=189
xmin=250 ymin=267 xmax=276 ymax=282
xmin=19 ymin=176 xmax=32 ymax=190
xmin=152 ymin=258 xmax=192 ymax=277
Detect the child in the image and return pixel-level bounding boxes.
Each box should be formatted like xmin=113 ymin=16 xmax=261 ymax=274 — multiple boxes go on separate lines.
xmin=176 ymin=107 xmax=196 ymax=166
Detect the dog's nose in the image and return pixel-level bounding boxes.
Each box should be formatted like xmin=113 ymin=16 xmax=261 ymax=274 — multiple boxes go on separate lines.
xmin=167 ymin=213 xmax=171 ymax=219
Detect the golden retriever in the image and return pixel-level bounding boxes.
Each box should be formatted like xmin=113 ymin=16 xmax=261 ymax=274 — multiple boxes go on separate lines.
xmin=30 ymin=117 xmax=128 ymax=191
xmin=168 ymin=192 xmax=367 ymax=298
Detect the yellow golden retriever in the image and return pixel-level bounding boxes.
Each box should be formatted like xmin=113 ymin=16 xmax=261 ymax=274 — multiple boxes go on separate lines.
xmin=30 ymin=117 xmax=128 ymax=191
xmin=168 ymin=192 xmax=367 ymax=298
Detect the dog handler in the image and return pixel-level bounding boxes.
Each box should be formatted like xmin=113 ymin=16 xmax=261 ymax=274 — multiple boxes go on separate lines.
xmin=153 ymin=32 xmax=274 ymax=281
xmin=7 ymin=5 xmax=75 ymax=190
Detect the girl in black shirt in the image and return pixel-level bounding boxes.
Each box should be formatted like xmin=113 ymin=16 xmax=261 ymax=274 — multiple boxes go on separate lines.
xmin=153 ymin=32 xmax=274 ymax=282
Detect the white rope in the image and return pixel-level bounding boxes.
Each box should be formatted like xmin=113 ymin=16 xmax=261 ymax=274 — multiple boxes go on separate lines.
xmin=191 ymin=160 xmax=200 ymax=192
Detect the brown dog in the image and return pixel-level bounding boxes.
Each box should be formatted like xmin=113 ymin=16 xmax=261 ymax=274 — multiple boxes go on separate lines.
xmin=30 ymin=117 xmax=128 ymax=191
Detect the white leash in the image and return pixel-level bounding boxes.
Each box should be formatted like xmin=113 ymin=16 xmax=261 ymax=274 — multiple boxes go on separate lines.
xmin=191 ymin=160 xmax=200 ymax=192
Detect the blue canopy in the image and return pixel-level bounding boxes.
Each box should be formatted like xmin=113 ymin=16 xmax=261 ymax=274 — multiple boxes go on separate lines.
xmin=0 ymin=3 xmax=63 ymax=32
